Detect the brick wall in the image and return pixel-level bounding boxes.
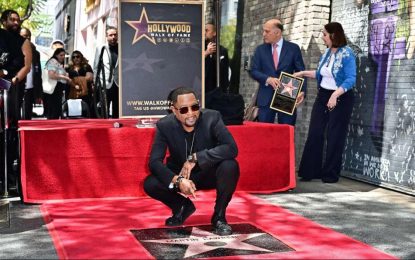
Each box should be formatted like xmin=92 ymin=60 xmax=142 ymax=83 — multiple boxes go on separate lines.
xmin=205 ymin=0 xmax=415 ymax=194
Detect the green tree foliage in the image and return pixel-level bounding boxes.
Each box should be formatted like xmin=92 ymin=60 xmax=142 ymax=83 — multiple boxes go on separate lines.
xmin=0 ymin=0 xmax=47 ymax=31
xmin=0 ymin=0 xmax=30 ymax=17
xmin=0 ymin=0 xmax=36 ymax=20
xmin=220 ymin=19 xmax=236 ymax=60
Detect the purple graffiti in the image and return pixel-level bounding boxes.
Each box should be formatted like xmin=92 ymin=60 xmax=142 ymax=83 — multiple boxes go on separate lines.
xmin=370 ymin=0 xmax=399 ymax=15
xmin=394 ymin=38 xmax=407 ymax=59
xmin=369 ymin=16 xmax=397 ymax=138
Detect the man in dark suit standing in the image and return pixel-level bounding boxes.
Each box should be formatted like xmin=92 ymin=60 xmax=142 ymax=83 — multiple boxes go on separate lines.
xmin=250 ymin=19 xmax=306 ymax=126
xmin=144 ymin=87 xmax=240 ymax=236
xmin=204 ymin=22 xmax=229 ymax=94
xmin=20 ymin=27 xmax=42 ymax=120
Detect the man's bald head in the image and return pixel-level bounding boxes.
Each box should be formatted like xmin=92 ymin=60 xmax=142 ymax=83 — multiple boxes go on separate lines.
xmin=262 ymin=19 xmax=284 ymax=44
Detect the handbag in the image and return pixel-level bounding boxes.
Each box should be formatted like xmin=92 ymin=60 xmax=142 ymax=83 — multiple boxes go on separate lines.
xmin=68 ymin=76 xmax=88 ymax=99
xmin=243 ymin=86 xmax=259 ymax=121
xmin=42 ymin=68 xmax=58 ymax=94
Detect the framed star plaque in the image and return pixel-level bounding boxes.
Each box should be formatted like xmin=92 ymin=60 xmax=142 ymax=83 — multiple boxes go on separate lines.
xmin=270 ymin=72 xmax=304 ymax=115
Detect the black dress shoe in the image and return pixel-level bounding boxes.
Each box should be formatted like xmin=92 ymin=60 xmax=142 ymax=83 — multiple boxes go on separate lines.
xmin=165 ymin=199 xmax=196 ymax=226
xmin=213 ymin=219 xmax=232 ymax=236
xmin=322 ymin=176 xmax=339 ymax=183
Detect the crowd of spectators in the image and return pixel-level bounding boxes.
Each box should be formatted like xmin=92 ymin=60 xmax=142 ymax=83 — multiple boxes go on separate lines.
xmin=0 ymin=9 xmax=120 ymax=196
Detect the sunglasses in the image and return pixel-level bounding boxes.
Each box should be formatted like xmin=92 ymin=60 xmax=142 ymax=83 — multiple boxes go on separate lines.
xmin=174 ymin=103 xmax=200 ymax=114
xmin=72 ymin=55 xmax=81 ymax=59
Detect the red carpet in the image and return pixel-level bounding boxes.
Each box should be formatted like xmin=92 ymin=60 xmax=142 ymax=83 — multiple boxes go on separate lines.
xmin=41 ymin=192 xmax=396 ymax=259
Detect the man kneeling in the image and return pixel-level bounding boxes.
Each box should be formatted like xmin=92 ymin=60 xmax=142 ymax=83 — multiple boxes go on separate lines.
xmin=144 ymin=87 xmax=240 ymax=236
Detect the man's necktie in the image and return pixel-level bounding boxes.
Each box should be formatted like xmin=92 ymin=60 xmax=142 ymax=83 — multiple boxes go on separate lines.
xmin=273 ymin=43 xmax=279 ymax=70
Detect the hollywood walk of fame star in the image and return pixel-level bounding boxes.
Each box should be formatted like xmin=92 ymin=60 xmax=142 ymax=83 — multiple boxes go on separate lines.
xmin=125 ymin=7 xmax=156 ymax=45
xmin=122 ymin=53 xmax=163 ymax=73
xmin=141 ymin=227 xmax=272 ymax=258
xmin=280 ymin=79 xmax=298 ymax=97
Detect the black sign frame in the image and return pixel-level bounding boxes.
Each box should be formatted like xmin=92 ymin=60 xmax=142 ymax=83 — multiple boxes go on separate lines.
xmin=119 ymin=0 xmax=205 ymax=118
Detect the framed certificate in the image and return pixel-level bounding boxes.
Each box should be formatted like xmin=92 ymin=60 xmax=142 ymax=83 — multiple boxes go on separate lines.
xmin=270 ymin=72 xmax=304 ymax=115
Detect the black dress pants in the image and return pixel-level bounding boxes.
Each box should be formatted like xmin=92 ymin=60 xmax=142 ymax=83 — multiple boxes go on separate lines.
xmin=22 ymin=88 xmax=34 ymax=120
xmin=144 ymin=159 xmax=240 ymax=217
xmin=106 ymin=84 xmax=119 ymax=118
xmin=44 ymin=83 xmax=64 ymax=119
xmin=0 ymin=81 xmax=24 ymax=193
xmin=298 ymin=88 xmax=354 ymax=180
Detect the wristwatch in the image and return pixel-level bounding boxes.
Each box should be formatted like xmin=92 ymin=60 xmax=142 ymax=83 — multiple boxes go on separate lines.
xmin=169 ymin=175 xmax=184 ymax=192
xmin=168 ymin=182 xmax=175 ymax=191
xmin=187 ymin=153 xmax=197 ymax=163
xmin=175 ymin=175 xmax=184 ymax=189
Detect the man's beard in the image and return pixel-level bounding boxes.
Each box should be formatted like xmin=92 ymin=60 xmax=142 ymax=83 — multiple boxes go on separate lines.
xmin=8 ymin=24 xmax=21 ymax=33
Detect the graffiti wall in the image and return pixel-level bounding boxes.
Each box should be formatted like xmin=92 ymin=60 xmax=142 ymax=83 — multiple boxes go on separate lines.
xmin=332 ymin=0 xmax=415 ymax=194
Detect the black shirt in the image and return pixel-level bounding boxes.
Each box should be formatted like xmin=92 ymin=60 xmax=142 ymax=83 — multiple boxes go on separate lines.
xmin=66 ymin=64 xmax=93 ymax=78
xmin=109 ymin=44 xmax=118 ymax=70
xmin=0 ymin=29 xmax=25 ymax=79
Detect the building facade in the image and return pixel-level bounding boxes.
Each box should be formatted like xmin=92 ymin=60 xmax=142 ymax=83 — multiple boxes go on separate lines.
xmin=54 ymin=0 xmax=118 ymax=63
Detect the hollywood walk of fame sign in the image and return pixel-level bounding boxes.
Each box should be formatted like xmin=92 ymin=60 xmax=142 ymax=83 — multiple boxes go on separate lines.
xmin=270 ymin=72 xmax=304 ymax=115
xmin=131 ymin=223 xmax=294 ymax=259
xmin=119 ymin=0 xmax=204 ymax=117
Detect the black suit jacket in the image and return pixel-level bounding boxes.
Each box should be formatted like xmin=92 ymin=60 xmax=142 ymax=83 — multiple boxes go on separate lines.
xmin=149 ymin=109 xmax=238 ymax=187
xmin=205 ymin=42 xmax=230 ymax=93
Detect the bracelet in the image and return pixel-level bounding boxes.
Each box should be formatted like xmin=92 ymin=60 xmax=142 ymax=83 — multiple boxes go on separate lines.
xmin=175 ymin=175 xmax=185 ymax=190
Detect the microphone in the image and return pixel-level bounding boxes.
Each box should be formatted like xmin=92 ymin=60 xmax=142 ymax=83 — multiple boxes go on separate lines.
xmin=113 ymin=122 xmax=123 ymax=128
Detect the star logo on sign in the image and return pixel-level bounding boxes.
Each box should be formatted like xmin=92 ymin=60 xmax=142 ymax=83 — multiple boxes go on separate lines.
xmin=125 ymin=7 xmax=191 ymax=46
xmin=125 ymin=7 xmax=156 ymax=45
xmin=123 ymin=53 xmax=163 ymax=73
xmin=280 ymin=79 xmax=298 ymax=97
xmin=141 ymin=227 xmax=272 ymax=258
